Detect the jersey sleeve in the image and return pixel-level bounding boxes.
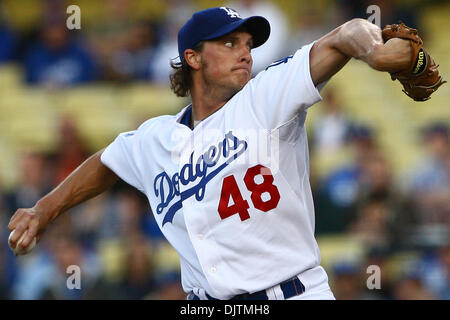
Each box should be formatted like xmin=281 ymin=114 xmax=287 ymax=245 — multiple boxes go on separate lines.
xmin=100 ymin=128 xmax=145 ymax=193
xmin=243 ymin=42 xmax=322 ymax=128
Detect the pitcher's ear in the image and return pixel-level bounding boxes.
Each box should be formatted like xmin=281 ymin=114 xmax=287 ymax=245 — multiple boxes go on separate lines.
xmin=185 ymin=49 xmax=201 ymax=70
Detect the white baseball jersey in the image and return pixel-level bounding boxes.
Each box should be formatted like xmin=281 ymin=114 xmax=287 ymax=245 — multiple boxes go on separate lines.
xmin=101 ymin=42 xmax=329 ymax=299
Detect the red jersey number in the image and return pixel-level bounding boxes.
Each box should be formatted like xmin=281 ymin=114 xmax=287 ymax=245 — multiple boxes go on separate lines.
xmin=218 ymin=165 xmax=280 ymax=221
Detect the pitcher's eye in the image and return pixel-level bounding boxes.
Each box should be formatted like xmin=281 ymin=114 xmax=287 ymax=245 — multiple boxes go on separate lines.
xmin=225 ymin=41 xmax=233 ymax=48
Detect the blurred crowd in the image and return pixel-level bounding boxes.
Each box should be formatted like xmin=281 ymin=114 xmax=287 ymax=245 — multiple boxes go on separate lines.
xmin=0 ymin=0 xmax=448 ymax=300
xmin=311 ymin=90 xmax=449 ymax=300
xmin=0 ymin=0 xmax=424 ymax=86
xmin=0 ymin=116 xmax=186 ymax=300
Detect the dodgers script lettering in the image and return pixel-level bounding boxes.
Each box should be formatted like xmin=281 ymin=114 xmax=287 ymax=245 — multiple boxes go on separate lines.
xmin=154 ymin=131 xmax=248 ymax=225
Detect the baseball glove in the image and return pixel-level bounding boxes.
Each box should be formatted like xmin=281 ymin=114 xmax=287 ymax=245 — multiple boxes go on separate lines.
xmin=382 ymin=22 xmax=446 ymax=101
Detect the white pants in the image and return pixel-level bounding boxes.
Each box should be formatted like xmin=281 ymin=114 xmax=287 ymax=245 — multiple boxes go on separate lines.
xmin=266 ymin=266 xmax=336 ymax=300
xmin=188 ymin=265 xmax=336 ymax=300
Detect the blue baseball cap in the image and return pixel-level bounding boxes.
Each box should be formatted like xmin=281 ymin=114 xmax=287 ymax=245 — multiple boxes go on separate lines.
xmin=177 ymin=7 xmax=271 ymax=61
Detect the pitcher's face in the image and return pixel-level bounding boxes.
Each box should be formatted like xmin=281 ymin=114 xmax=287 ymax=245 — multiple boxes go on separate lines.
xmin=199 ymin=31 xmax=254 ymax=96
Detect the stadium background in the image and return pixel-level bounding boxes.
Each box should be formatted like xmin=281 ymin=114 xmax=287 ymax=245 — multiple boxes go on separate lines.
xmin=0 ymin=0 xmax=448 ymax=300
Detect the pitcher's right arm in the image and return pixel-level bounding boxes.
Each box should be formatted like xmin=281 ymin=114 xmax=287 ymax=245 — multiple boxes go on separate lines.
xmin=8 ymin=148 xmax=119 ymax=252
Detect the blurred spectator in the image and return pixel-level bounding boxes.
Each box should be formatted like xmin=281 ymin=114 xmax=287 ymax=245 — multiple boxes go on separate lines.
xmin=0 ymin=191 xmax=16 ymax=299
xmin=406 ymin=123 xmax=449 ymax=246
xmin=350 ymin=151 xmax=409 ymax=248
xmin=0 ymin=22 xmax=17 ymax=63
xmin=0 ymin=238 xmax=12 ymax=299
xmin=323 ymin=124 xmax=377 ymax=206
xmin=12 ymin=234 xmax=101 ymax=299
xmin=330 ymin=261 xmax=366 ymax=300
xmin=95 ymin=182 xmax=163 ymax=242
xmin=70 ymin=194 xmax=109 ymax=249
xmin=225 ymin=0 xmax=289 ymax=74
xmin=149 ymin=1 xmax=195 ymax=85
xmin=86 ymin=232 xmax=158 ymax=299
xmin=47 ymin=117 xmax=90 ymax=186
xmin=114 ymin=186 xmax=148 ymax=239
xmin=393 ymin=271 xmax=436 ymax=300
xmin=315 ymin=124 xmax=377 ymax=234
xmin=145 ymin=271 xmax=185 ymax=300
xmin=312 ymin=89 xmax=351 ymax=154
xmin=24 ymin=18 xmax=97 ymax=87
xmin=0 ymin=266 xmax=9 ymax=299
xmin=41 ymin=236 xmax=101 ymax=299
xmin=85 ymin=0 xmax=136 ymax=81
xmin=114 ymin=233 xmax=156 ymax=299
xmin=3 ymin=151 xmax=52 ymax=216
xmin=89 ymin=0 xmax=136 ymax=37
xmin=350 ymin=196 xmax=393 ymax=248
xmin=288 ymin=3 xmax=340 ymax=52
xmin=418 ymin=243 xmax=450 ymax=299
xmin=11 ymin=251 xmax=55 ymax=299
xmin=358 ymin=151 xmax=393 ymax=198
xmin=104 ymin=20 xmax=158 ymax=82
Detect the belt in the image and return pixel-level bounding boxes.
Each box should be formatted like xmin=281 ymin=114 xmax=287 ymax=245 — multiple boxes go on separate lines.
xmin=191 ymin=276 xmax=306 ymax=300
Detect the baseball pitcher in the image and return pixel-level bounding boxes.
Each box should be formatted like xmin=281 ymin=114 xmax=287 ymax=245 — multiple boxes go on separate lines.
xmin=8 ymin=7 xmax=444 ymax=300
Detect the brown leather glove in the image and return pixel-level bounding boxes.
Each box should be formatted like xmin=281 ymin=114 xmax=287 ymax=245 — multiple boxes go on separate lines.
xmin=382 ymin=22 xmax=446 ymax=101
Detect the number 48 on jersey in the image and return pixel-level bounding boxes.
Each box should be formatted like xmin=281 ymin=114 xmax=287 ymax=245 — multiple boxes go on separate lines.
xmin=218 ymin=165 xmax=280 ymax=221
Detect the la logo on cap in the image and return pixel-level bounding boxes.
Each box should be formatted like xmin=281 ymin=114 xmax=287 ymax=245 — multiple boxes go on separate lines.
xmin=220 ymin=7 xmax=241 ymax=18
